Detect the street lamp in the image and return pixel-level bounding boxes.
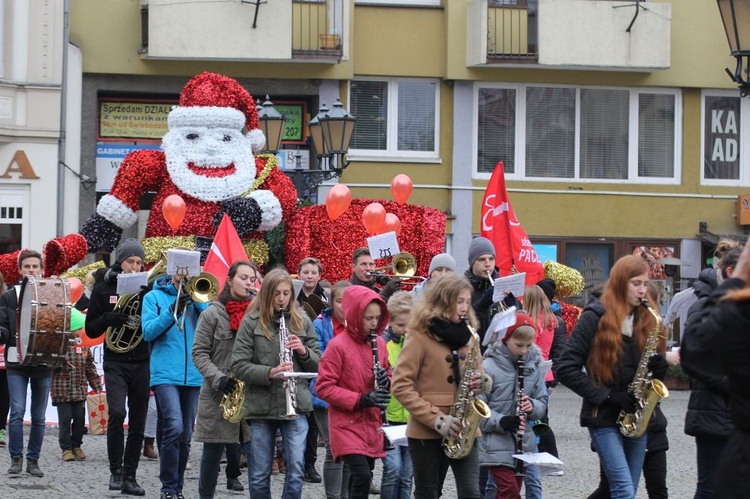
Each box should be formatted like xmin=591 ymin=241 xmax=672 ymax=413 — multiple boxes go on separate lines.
xmin=717 ymin=0 xmax=750 ymax=96
xmin=256 ymin=96 xmax=286 ymax=154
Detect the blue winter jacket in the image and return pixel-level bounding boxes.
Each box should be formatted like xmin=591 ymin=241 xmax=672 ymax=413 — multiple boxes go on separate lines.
xmin=311 ymin=308 xmax=336 ymax=409
xmin=142 ymin=276 xmax=208 ymax=387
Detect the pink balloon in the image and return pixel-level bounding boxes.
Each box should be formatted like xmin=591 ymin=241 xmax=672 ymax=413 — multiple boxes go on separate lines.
xmin=68 ymin=277 xmax=84 ymax=304
xmin=384 ymin=213 xmax=402 ymax=236
xmin=162 ymin=194 xmax=187 ymax=231
xmin=362 ymin=203 xmax=387 ymax=235
xmin=325 ymin=184 xmax=352 ymax=221
xmin=391 ymin=174 xmax=413 ymax=205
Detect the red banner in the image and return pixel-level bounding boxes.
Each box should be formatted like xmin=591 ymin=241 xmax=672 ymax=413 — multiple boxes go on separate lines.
xmin=480 ymin=162 xmax=544 ymax=285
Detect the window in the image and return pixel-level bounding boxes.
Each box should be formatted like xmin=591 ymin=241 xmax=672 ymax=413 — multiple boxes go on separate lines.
xmin=474 ymin=84 xmax=681 ymax=183
xmin=354 ymin=0 xmax=441 ymax=6
xmin=701 ymin=90 xmax=750 ymax=185
xmin=350 ymin=78 xmax=439 ymax=160
xmin=0 ymin=189 xmax=26 ymax=254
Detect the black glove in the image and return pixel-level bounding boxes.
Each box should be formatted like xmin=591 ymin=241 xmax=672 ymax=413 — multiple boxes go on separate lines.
xmin=213 ymin=197 xmax=262 ymax=237
xmin=80 ymin=212 xmax=123 ymax=253
xmin=501 ymin=292 xmax=521 ymax=310
xmin=177 ymin=291 xmax=192 ymax=310
xmin=376 ymin=367 xmax=390 ymax=391
xmin=382 ymin=278 xmax=402 ymax=296
xmin=218 ymin=376 xmax=238 ymax=396
xmin=359 ymin=389 xmax=390 ymax=409
xmin=140 ymin=284 xmax=151 ymax=294
xmin=607 ymin=391 xmax=637 ymax=413
xmin=104 ymin=312 xmax=129 ymax=328
xmin=647 ymin=354 xmax=669 ymax=379
xmin=499 ymin=415 xmax=523 ymax=432
xmin=475 ymin=285 xmax=494 ymax=309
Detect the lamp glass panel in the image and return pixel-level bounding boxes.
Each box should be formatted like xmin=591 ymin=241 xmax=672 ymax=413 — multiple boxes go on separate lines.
xmin=718 ymin=0 xmax=750 ymax=52
xmin=309 ymin=122 xmax=327 ymax=156
xmin=261 ymin=118 xmax=285 ymax=152
xmin=324 ymin=119 xmax=347 ymax=154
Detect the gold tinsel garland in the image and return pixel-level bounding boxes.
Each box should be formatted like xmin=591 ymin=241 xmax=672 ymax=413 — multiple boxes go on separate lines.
xmin=543 ymin=261 xmax=585 ymax=298
xmin=62 ymin=261 xmax=106 ymax=281
xmin=141 ymin=236 xmax=269 ymax=268
xmin=243 ymin=240 xmax=269 ymax=267
xmin=241 ymin=154 xmax=277 ymax=197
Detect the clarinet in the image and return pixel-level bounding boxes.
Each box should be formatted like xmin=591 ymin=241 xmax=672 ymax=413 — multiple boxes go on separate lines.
xmin=514 ymin=354 xmax=526 ymax=477
xmin=370 ymin=331 xmax=394 ymax=451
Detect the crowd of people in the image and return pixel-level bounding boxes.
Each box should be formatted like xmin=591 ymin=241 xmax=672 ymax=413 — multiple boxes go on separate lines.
xmin=0 ymin=235 xmax=748 ymax=499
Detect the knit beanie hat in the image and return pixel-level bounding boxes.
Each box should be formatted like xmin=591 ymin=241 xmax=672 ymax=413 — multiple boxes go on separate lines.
xmin=536 ymin=278 xmax=557 ymax=302
xmin=468 ymin=237 xmax=495 ymax=267
xmin=428 ymin=253 xmax=457 ymax=275
xmin=502 ymin=312 xmax=536 ymax=343
xmin=69 ymin=308 xmax=85 ymax=332
xmin=116 ymin=238 xmax=146 ymax=264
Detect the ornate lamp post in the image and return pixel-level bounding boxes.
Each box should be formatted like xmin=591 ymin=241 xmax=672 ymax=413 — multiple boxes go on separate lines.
xmin=717 ymin=0 xmax=750 ymax=96
xmin=256 ymin=96 xmax=286 ymax=154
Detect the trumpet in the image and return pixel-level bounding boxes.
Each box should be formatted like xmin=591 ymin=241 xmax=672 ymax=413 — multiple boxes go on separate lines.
xmin=368 ymin=252 xmax=426 ymax=286
xmin=173 ymin=272 xmax=220 ymax=330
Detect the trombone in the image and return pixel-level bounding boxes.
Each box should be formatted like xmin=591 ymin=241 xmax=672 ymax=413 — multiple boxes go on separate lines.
xmin=368 ymin=252 xmax=426 ymax=286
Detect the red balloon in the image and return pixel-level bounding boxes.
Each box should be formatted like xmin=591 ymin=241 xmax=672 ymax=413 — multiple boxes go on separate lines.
xmin=391 ymin=174 xmax=413 ymax=205
xmin=68 ymin=277 xmax=84 ymax=304
xmin=384 ymin=213 xmax=402 ymax=236
xmin=78 ymin=328 xmax=104 ymax=347
xmin=325 ymin=184 xmax=352 ymax=221
xmin=162 ymin=194 xmax=187 ymax=231
xmin=362 ymin=203 xmax=387 ymax=235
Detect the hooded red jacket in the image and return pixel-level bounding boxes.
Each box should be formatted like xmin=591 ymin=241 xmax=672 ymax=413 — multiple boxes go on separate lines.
xmin=316 ymin=286 xmax=391 ymax=460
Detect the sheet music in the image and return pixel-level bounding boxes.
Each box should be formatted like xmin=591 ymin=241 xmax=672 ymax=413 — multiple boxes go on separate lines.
xmin=382 ymin=424 xmax=408 ymax=447
xmin=166 ymin=249 xmax=201 ymax=277
xmin=367 ymin=232 xmax=400 ymax=261
xmin=483 ymin=306 xmax=517 ymax=346
xmin=492 ymin=272 xmax=527 ymax=303
xmin=116 ymin=271 xmax=149 ymax=295
xmin=273 ymin=372 xmax=318 ymax=379
xmin=512 ymin=452 xmax=564 ymax=475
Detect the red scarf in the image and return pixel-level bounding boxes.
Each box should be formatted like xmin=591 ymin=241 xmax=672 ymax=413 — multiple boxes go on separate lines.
xmin=225 ymin=300 xmax=251 ymax=332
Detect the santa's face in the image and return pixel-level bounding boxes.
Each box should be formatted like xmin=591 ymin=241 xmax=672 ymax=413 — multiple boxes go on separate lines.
xmin=162 ymin=126 xmax=256 ymax=202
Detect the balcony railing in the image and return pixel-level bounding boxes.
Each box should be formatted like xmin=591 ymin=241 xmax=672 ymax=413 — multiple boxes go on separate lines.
xmin=487 ymin=0 xmax=538 ymax=62
xmin=292 ymin=0 xmax=344 ymax=60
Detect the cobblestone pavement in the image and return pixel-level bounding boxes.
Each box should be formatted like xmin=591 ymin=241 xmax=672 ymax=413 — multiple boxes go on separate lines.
xmin=0 ymin=386 xmax=696 ymax=498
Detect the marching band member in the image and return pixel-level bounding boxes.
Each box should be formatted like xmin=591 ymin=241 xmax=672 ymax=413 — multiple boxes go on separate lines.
xmin=192 ymin=260 xmax=260 ymax=497
xmin=316 ymin=286 xmax=391 ymax=499
xmin=464 ymin=237 xmax=499 ymax=345
xmin=350 ymin=247 xmax=401 ymax=302
xmin=557 ymin=255 xmax=667 ymax=499
xmin=232 ymin=268 xmax=320 ymax=499
xmin=411 ymin=253 xmax=456 ymax=299
xmin=297 ymin=257 xmax=328 ymax=306
xmin=143 ymin=262 xmax=209 ymax=499
xmin=392 ymin=273 xmax=491 ymax=499
xmin=85 ymin=238 xmax=149 ymax=495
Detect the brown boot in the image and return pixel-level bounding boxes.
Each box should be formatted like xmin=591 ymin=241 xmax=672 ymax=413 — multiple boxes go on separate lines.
xmin=142 ymin=437 xmax=158 ymax=460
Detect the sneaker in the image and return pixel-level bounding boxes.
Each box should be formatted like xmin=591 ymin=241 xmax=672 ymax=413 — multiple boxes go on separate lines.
xmin=159 ymin=493 xmax=175 ymax=499
xmin=109 ymin=471 xmax=123 ymax=490
xmin=0 ymin=428 xmax=7 ymax=446
xmin=8 ymin=456 xmax=22 ymax=474
xmin=227 ymin=477 xmax=244 ymax=492
xmin=62 ymin=450 xmax=76 ymax=462
xmin=72 ymin=447 xmax=86 ymax=461
xmin=121 ymin=476 xmax=145 ymax=496
xmin=26 ymin=458 xmax=44 ymax=477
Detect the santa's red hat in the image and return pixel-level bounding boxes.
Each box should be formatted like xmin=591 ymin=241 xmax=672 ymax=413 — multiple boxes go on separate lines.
xmin=43 ymin=234 xmax=88 ymax=277
xmin=168 ymin=72 xmax=265 ymax=151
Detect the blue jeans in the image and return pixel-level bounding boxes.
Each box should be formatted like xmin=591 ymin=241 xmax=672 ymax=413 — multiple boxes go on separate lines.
xmin=249 ymin=417 xmax=308 ymax=499
xmin=153 ymin=385 xmax=199 ymax=494
xmin=589 ymin=427 xmax=647 ymax=499
xmin=7 ymin=371 xmax=51 ymax=460
xmin=524 ymin=462 xmax=543 ymax=499
xmin=381 ymin=443 xmax=414 ymax=499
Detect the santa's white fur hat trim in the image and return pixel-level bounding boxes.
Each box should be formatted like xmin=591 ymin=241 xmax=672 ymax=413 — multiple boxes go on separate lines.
xmin=168 ymin=106 xmax=245 ymax=130
xmin=97 ymin=194 xmax=138 ymax=229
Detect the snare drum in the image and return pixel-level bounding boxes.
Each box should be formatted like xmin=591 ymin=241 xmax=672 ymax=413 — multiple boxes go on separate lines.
xmin=16 ymin=276 xmax=74 ymax=367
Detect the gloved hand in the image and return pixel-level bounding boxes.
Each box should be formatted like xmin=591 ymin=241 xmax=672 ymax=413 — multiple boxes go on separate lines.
xmin=104 ymin=312 xmax=129 ymax=328
xmin=433 ymin=414 xmax=461 ymax=438
xmin=499 ymin=415 xmax=523 ymax=432
xmin=607 ymin=391 xmax=637 ymax=413
xmin=213 ymin=197 xmax=262 ymax=237
xmin=376 ymin=367 xmax=390 ymax=391
xmin=647 ymin=354 xmax=669 ymax=379
xmin=177 ymin=291 xmax=192 ymax=310
xmin=80 ymin=212 xmax=123 ymax=253
xmin=359 ymin=389 xmax=390 ymax=409
xmin=470 ymin=372 xmax=493 ymax=395
xmin=476 ymin=286 xmax=494 ymax=309
xmin=501 ymin=292 xmax=521 ymax=310
xmin=218 ymin=376 xmax=239 ymax=396
xmin=382 ymin=278 xmax=402 ymax=297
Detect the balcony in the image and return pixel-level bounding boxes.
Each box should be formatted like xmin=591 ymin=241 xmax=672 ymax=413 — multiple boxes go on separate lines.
xmin=467 ymin=0 xmax=671 ymax=71
xmin=139 ymin=0 xmax=346 ymax=63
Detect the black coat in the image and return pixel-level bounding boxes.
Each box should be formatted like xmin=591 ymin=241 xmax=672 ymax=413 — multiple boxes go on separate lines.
xmin=548 ymin=307 xmax=568 ymax=385
xmin=464 ymin=268 xmax=500 ymax=345
xmin=682 ymin=268 xmax=734 ymax=437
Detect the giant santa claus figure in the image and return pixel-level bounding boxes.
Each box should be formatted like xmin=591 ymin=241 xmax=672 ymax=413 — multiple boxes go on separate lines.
xmin=0 ymin=72 xmax=297 ymax=283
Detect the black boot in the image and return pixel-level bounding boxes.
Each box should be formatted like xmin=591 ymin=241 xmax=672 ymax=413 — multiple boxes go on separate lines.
xmin=121 ymin=476 xmax=145 ymax=496
xmin=109 ymin=470 xmax=123 ymax=490
xmin=305 ymin=464 xmax=322 ymax=483
xmin=227 ymin=477 xmax=244 ymax=491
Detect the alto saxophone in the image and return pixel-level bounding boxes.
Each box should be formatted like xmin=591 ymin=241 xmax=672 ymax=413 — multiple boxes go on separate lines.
xmin=220 ymin=377 xmax=246 ymax=423
xmin=442 ymin=318 xmax=492 ymax=459
xmin=617 ymin=299 xmax=670 ymax=438
xmin=278 ymin=310 xmax=298 ymax=420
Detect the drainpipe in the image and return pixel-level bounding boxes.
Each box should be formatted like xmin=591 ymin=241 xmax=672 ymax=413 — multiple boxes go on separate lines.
xmin=56 ymin=0 xmax=70 ymax=236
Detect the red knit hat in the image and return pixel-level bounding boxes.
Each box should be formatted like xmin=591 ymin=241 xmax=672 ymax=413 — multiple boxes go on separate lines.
xmin=502 ymin=312 xmax=537 ymax=343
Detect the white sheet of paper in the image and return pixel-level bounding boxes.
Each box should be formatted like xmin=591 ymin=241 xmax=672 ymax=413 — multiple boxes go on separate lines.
xmin=273 ymin=372 xmax=318 ymax=379
xmin=167 ymin=249 xmax=201 ymax=277
xmin=367 ymin=232 xmax=400 ymax=261
xmin=116 ymin=272 xmax=149 ymax=295
xmin=382 ymin=424 xmax=408 ymax=447
xmin=483 ymin=306 xmax=517 ymax=346
xmin=539 ymin=360 xmax=553 ymax=380
xmin=512 ymin=452 xmax=564 ymax=475
xmin=292 ymin=279 xmax=304 ymax=298
xmin=492 ymin=273 xmax=527 ymax=303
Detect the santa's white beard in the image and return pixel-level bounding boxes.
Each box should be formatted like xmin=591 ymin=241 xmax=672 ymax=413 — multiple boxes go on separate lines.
xmin=163 ymin=129 xmax=257 ymax=202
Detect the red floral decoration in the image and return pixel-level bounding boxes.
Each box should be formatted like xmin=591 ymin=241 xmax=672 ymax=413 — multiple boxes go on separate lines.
xmin=560 ymin=301 xmax=582 ymax=338
xmin=43 ymin=234 xmax=88 ymax=278
xmin=285 ymin=199 xmax=447 ymax=283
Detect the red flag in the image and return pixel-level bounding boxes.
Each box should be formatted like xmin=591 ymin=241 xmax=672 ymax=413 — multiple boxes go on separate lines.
xmin=480 ymin=162 xmax=544 ymax=285
xmin=203 ymin=214 xmax=250 ymax=282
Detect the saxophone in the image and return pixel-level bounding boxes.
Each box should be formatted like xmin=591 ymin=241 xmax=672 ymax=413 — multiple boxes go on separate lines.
xmin=617 ymin=299 xmax=670 ymax=438
xmin=220 ymin=377 xmax=246 ymax=423
xmin=442 ymin=318 xmax=492 ymax=459
xmin=278 ymin=311 xmax=298 ymax=420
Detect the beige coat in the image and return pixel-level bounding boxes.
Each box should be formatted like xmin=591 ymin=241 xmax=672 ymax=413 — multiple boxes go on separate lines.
xmin=391 ymin=327 xmax=482 ymax=440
